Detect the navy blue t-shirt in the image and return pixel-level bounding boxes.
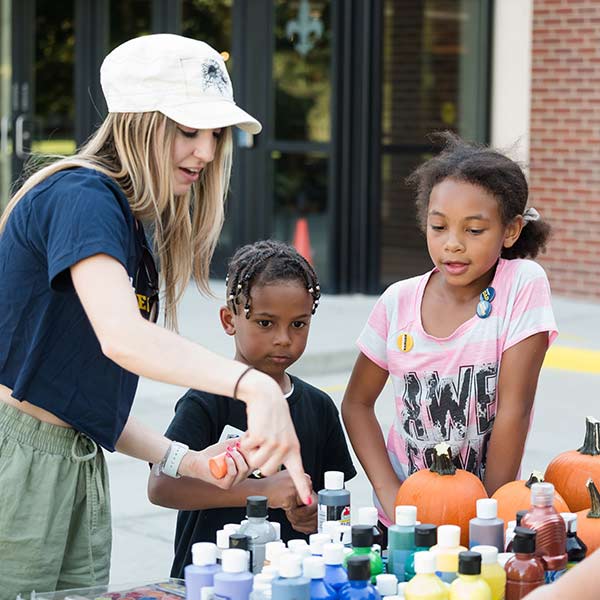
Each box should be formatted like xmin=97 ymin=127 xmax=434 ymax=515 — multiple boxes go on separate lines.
xmin=0 ymin=167 xmax=145 ymax=450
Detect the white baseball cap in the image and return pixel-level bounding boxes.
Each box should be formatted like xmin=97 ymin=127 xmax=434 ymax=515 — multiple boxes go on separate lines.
xmin=100 ymin=34 xmax=262 ymax=134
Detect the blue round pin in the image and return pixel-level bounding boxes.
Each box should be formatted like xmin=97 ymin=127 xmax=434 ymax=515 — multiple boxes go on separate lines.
xmin=476 ymin=300 xmax=492 ymax=319
xmin=480 ymin=286 xmax=496 ymax=303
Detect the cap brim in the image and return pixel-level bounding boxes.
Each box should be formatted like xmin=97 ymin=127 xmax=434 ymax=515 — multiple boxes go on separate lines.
xmin=162 ymin=101 xmax=262 ymax=134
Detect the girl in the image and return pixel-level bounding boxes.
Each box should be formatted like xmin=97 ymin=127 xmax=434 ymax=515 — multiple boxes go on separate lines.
xmin=342 ymin=132 xmax=557 ymax=526
xmin=148 ymin=240 xmax=356 ymax=578
xmin=0 ymin=35 xmax=309 ymax=595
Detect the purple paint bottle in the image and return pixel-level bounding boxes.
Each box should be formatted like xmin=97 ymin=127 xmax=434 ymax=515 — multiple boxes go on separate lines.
xmin=469 ymin=499 xmax=504 ymax=553
xmin=185 ymin=542 xmax=222 ymax=600
xmin=214 ymin=548 xmax=254 ymax=600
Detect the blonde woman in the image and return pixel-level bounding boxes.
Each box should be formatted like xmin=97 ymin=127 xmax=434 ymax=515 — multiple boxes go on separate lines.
xmin=0 ymin=34 xmax=310 ymax=595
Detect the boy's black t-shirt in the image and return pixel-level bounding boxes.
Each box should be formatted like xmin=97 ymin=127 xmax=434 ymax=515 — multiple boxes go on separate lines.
xmin=165 ymin=374 xmax=357 ymax=579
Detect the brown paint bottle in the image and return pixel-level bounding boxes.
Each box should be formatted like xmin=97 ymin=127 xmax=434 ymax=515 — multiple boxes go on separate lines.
xmin=504 ymin=527 xmax=545 ymax=600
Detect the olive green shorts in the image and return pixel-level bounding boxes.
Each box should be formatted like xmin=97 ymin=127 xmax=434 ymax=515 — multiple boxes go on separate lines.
xmin=0 ymin=402 xmax=111 ymax=600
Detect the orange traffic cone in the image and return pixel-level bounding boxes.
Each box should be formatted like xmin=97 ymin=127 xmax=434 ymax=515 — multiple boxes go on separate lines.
xmin=293 ymin=216 xmax=313 ymax=265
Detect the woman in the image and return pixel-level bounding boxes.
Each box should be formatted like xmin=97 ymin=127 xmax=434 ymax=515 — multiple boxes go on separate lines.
xmin=0 ymin=34 xmax=309 ymax=595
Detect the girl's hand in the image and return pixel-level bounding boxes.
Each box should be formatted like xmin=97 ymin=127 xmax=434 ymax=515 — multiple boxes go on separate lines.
xmin=378 ymin=478 xmax=402 ymax=523
xmin=178 ymin=440 xmax=252 ymax=490
xmin=285 ymin=490 xmax=318 ymax=535
xmin=237 ymin=370 xmax=312 ymax=505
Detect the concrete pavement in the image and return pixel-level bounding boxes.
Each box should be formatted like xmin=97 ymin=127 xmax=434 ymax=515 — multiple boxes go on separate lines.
xmin=106 ymin=283 xmax=600 ymax=584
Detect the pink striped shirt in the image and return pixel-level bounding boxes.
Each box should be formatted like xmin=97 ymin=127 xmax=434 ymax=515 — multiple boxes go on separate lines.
xmin=357 ymin=259 xmax=558 ymax=525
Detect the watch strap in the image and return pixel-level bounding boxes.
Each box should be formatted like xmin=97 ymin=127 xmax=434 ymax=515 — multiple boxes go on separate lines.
xmin=161 ymin=441 xmax=189 ymax=478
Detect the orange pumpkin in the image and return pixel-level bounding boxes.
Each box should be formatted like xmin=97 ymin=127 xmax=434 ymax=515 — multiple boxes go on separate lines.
xmin=394 ymin=442 xmax=487 ymax=547
xmin=492 ymin=471 xmax=570 ymax=529
xmin=545 ymin=416 xmax=600 ymax=512
xmin=576 ymin=479 xmax=600 ymax=554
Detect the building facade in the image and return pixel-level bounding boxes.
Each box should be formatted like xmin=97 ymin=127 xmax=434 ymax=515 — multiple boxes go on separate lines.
xmin=4 ymin=1 xmax=588 ymax=299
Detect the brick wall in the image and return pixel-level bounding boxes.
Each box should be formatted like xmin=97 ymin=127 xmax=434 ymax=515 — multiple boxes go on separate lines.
xmin=531 ymin=0 xmax=600 ymax=298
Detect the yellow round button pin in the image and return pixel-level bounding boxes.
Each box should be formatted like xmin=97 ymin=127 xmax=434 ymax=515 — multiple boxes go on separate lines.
xmin=397 ymin=333 xmax=414 ymax=352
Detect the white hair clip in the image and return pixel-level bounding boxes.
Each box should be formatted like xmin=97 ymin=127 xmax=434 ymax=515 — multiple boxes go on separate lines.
xmin=523 ymin=207 xmax=540 ymax=224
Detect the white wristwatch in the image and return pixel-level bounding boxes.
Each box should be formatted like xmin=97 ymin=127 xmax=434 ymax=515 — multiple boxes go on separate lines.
xmin=159 ymin=441 xmax=189 ymax=478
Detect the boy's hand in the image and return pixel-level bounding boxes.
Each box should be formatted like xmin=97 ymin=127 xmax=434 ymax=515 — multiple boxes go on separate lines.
xmin=178 ymin=440 xmax=252 ymax=490
xmin=264 ymin=471 xmax=312 ymax=511
xmin=285 ymin=491 xmax=318 ymax=535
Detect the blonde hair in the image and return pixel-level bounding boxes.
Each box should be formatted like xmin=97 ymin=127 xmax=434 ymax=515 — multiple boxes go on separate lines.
xmin=0 ymin=112 xmax=233 ymax=330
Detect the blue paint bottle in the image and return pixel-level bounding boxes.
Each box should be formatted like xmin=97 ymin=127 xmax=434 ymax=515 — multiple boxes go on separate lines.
xmin=214 ymin=548 xmax=254 ymax=600
xmin=271 ymin=553 xmax=311 ymax=600
xmin=323 ymin=542 xmax=349 ymax=592
xmin=303 ymin=556 xmax=337 ymax=600
xmin=185 ymin=542 xmax=222 ymax=600
xmin=338 ymin=555 xmax=381 ymax=600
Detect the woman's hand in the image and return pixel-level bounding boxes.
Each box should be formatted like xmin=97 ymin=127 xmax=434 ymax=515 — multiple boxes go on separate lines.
xmin=178 ymin=440 xmax=252 ymax=490
xmin=237 ymin=369 xmax=312 ymax=505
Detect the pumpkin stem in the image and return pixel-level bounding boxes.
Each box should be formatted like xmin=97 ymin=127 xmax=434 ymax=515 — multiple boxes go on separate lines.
xmin=578 ymin=417 xmax=600 ymax=456
xmin=430 ymin=442 xmax=457 ymax=476
xmin=525 ymin=470 xmax=545 ymax=489
xmin=586 ymin=479 xmax=600 ymax=519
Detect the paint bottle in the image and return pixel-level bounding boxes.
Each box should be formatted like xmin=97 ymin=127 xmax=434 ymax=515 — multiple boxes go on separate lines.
xmin=387 ymin=505 xmax=417 ymax=582
xmin=303 ymin=556 xmax=337 ymax=600
xmin=318 ymin=471 xmax=351 ymax=533
xmin=271 ymin=553 xmax=310 ymax=600
xmin=404 ymin=525 xmax=437 ymax=582
xmin=469 ymin=500 xmax=504 ymax=553
xmin=505 ymin=511 xmax=527 ymax=553
xmin=430 ymin=525 xmax=466 ymax=584
xmin=239 ymin=496 xmax=278 ymax=573
xmin=504 ymin=527 xmax=544 ymax=600
xmin=323 ymin=542 xmax=349 ymax=592
xmin=273 ymin=522 xmax=282 ymax=541
xmin=448 ymin=552 xmax=491 ymax=600
xmin=214 ymin=548 xmax=254 ymax=600
xmin=520 ymin=483 xmax=567 ymax=583
xmin=217 ymin=529 xmax=231 ymax=564
xmin=310 ymin=533 xmax=334 ymax=557
xmin=560 ymin=512 xmax=587 ymax=568
xmin=359 ymin=506 xmax=384 ymax=549
xmin=376 ymin=574 xmax=400 ymax=598
xmin=289 ymin=539 xmax=312 ymax=560
xmin=185 ymin=542 xmax=222 ymax=600
xmin=250 ymin=572 xmax=276 ymax=600
xmin=201 ymin=587 xmax=215 ymax=600
xmin=231 ymin=532 xmax=254 ymax=572
xmin=470 ymin=546 xmax=506 ymax=600
xmin=345 ymin=525 xmax=384 ymax=583
xmin=265 ymin=541 xmax=287 ymax=568
xmin=338 ymin=555 xmax=382 ymax=600
xmin=403 ymin=551 xmax=448 ymax=600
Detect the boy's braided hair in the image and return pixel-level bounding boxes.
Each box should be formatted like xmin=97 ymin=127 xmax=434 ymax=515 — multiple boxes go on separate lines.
xmin=226 ymin=240 xmax=321 ymax=318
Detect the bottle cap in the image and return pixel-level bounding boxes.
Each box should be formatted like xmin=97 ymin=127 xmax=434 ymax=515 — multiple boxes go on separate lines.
xmin=216 ymin=529 xmax=229 ymax=550
xmin=337 ymin=524 xmax=352 ymax=545
xmin=272 ymin=521 xmax=281 ymax=540
xmin=530 ymin=482 xmax=554 ymax=507
xmin=324 ymin=471 xmax=345 ymax=490
xmin=192 ymin=542 xmax=218 ymax=566
xmin=200 ymin=587 xmax=214 ymax=600
xmin=262 ymin=564 xmax=279 ymax=577
xmin=309 ymin=533 xmax=331 ymax=555
xmin=229 ymin=533 xmax=250 ymax=550
xmin=278 ymin=553 xmax=303 ymax=578
xmin=516 ymin=510 xmax=528 ymax=526
xmin=254 ymin=572 xmax=276 ymax=586
xmin=476 ymin=498 xmax=498 ymax=520
xmin=351 ymin=524 xmax=374 ymax=548
xmin=437 ymin=524 xmax=460 ymax=547
xmin=224 ymin=523 xmax=240 ymax=535
xmin=246 ymin=495 xmax=268 ymax=518
xmin=561 ymin=512 xmax=577 ymax=533
xmin=376 ymin=574 xmax=398 ymax=596
xmin=265 ymin=540 xmax=286 ymax=563
xmin=512 ymin=526 xmax=537 ymax=554
xmin=322 ymin=521 xmax=339 ymax=540
xmin=395 ymin=505 xmax=417 ymax=526
xmin=346 ymin=555 xmax=371 ymax=581
xmin=358 ymin=507 xmax=379 ymax=526
xmin=288 ymin=539 xmax=310 ymax=555
xmin=414 ymin=524 xmax=437 ymax=548
xmin=322 ymin=542 xmax=344 ymax=565
xmin=222 ymin=548 xmax=248 ymax=573
xmin=303 ymin=556 xmax=325 ymax=579
xmin=414 ymin=551 xmax=436 ymax=574
xmin=470 ymin=545 xmax=498 ymax=565
xmin=458 ymin=551 xmax=481 ymax=575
